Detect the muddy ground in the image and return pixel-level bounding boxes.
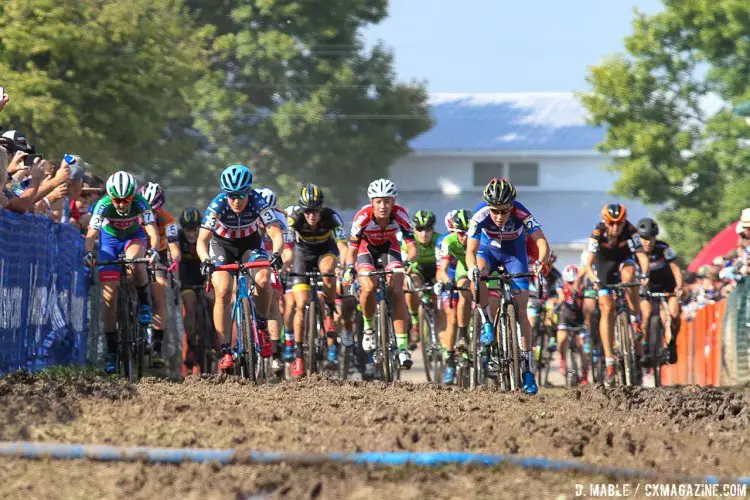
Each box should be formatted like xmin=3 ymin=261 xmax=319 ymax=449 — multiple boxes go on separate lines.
xmin=1 ymin=371 xmax=749 ymax=499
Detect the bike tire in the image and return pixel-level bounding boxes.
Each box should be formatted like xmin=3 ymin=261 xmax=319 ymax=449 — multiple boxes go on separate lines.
xmin=120 ymin=289 xmax=135 ymax=382
xmin=377 ymin=300 xmax=393 ymax=382
xmin=650 ymin=313 xmax=663 ymax=388
xmin=534 ymin=324 xmax=547 ymax=387
xmin=470 ymin=310 xmax=483 ymax=389
xmin=565 ymin=340 xmax=577 ymax=388
xmin=616 ymin=312 xmax=633 ymax=386
xmin=491 ymin=306 xmax=510 ymax=392
xmin=305 ymin=302 xmax=318 ymax=376
xmin=419 ymin=307 xmax=433 ymax=383
xmin=506 ymin=301 xmax=522 ymax=391
xmin=136 ymin=324 xmax=146 ymax=381
xmin=240 ymin=298 xmax=257 ymax=383
xmin=195 ymin=294 xmax=211 ymax=374
xmin=353 ymin=310 xmax=367 ymax=378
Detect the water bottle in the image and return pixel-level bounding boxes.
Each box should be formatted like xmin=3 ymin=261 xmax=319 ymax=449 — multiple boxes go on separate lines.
xmin=481 ymin=322 xmax=494 ymax=344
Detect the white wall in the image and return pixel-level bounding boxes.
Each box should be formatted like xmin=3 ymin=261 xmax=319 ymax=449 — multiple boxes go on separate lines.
xmin=389 ymin=153 xmax=618 ymax=193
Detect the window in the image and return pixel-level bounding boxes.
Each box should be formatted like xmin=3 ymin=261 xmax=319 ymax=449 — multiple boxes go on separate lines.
xmin=473 ymin=162 xmax=503 ymax=186
xmin=508 ymin=162 xmax=539 ymax=186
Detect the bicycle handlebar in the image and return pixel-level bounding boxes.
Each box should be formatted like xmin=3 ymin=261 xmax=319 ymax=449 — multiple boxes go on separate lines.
xmin=608 ymin=281 xmax=641 ymax=289
xmin=287 ymin=271 xmax=337 ymax=278
xmin=358 ymin=268 xmax=405 ymax=277
xmin=98 ymin=258 xmax=153 ymax=266
xmin=212 ymin=261 xmax=272 ymax=272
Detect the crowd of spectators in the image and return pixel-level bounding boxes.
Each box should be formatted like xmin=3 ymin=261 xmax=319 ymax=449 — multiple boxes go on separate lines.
xmin=681 ymin=208 xmax=750 ymax=319
xmin=0 ymin=91 xmax=104 ymax=232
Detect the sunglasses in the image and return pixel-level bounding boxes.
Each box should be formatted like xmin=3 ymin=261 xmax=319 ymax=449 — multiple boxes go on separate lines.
xmin=489 ymin=206 xmax=511 ymax=216
xmin=112 ymin=195 xmax=133 ymax=204
xmin=415 ymin=226 xmax=433 ymax=232
xmin=227 ymin=190 xmax=249 ymax=200
xmin=304 ymin=209 xmax=321 ymax=215
xmin=606 ymin=220 xmax=624 ymax=227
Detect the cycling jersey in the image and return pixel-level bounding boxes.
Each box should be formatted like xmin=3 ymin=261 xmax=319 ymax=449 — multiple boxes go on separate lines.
xmin=468 ymin=201 xmax=541 ymax=290
xmin=90 ymin=194 xmax=155 ymax=239
xmin=154 ymin=209 xmax=179 ymax=252
xmin=558 ymin=282 xmax=584 ymax=330
xmin=260 ymin=207 xmax=293 ymax=254
xmin=201 ymin=191 xmax=278 ymax=241
xmin=400 ymin=231 xmax=440 ymax=265
xmin=646 ymin=240 xmax=678 ymax=293
xmin=178 ymin=229 xmax=203 ymax=289
xmin=587 ymin=221 xmax=642 ymax=263
xmin=438 ymin=232 xmax=467 ymax=280
xmin=289 ymin=207 xmax=346 ymax=246
xmin=349 ymin=204 xmax=414 ymax=272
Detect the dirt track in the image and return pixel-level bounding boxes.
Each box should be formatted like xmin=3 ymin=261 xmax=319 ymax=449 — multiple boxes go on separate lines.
xmin=1 ymin=369 xmax=749 ymax=499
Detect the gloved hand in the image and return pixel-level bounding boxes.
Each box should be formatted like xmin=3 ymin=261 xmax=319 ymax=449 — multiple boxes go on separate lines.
xmin=269 ymin=251 xmax=283 ymax=270
xmin=146 ymin=248 xmax=160 ymax=265
xmin=83 ymin=251 xmax=96 ymax=268
xmin=201 ymin=259 xmax=214 ymax=277
xmin=167 ymin=261 xmax=179 ymax=274
xmin=441 ymin=280 xmax=455 ymax=293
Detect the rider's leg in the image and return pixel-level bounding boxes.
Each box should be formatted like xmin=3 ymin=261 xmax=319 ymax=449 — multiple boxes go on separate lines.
xmin=181 ymin=289 xmax=198 ymax=366
xmin=598 ymin=293 xmax=615 ymax=368
xmin=639 ymin=297 xmax=653 ymax=364
xmin=667 ymin=295 xmax=681 ymax=363
xmin=387 ymin=271 xmax=409 ymax=350
xmin=557 ymin=326 xmax=569 ymax=374
xmin=292 ymin=285 xmax=311 ymax=361
xmin=338 ymin=294 xmax=356 ymax=348
xmin=405 ymin=271 xmax=423 ymax=339
xmin=456 ymin=277 xmax=472 ymax=346
xmin=211 ymin=271 xmax=234 ymax=346
xmin=102 ymin=282 xmax=119 ymax=357
xmin=620 ymin=262 xmax=642 ymax=358
xmin=150 ymin=278 xmax=167 ymax=360
xmin=319 ymin=253 xmax=338 ymax=336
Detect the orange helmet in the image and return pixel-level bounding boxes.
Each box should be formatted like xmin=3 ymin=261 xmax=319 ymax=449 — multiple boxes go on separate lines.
xmin=601 ymin=203 xmax=627 ymax=224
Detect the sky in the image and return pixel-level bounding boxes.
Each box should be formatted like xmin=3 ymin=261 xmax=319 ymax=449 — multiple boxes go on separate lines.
xmin=362 ymin=0 xmax=665 ymax=93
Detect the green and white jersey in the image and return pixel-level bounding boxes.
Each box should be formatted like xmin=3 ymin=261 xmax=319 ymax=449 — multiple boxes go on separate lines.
xmin=90 ymin=194 xmax=155 ymax=238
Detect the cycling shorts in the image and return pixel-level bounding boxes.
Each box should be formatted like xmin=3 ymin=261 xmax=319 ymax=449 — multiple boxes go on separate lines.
xmin=180 ymin=261 xmax=204 ymax=290
xmin=648 ymin=271 xmax=676 ymax=294
xmin=557 ymin=303 xmax=584 ymax=330
xmin=156 ymin=250 xmax=170 ymax=281
xmin=99 ymin=228 xmax=147 ymax=283
xmin=440 ymin=276 xmax=470 ymax=308
xmin=410 ymin=262 xmax=437 ymax=284
xmin=355 ymin=241 xmax=403 ymax=273
xmin=477 ymin=238 xmax=530 ymax=291
xmin=593 ymin=257 xmax=635 ymax=295
xmin=209 ymin=233 xmax=264 ymax=266
xmin=292 ymin=240 xmax=339 ymax=291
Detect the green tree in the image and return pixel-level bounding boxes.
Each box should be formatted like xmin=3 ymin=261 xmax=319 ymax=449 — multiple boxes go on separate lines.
xmin=187 ymin=0 xmax=432 ymax=208
xmin=580 ymin=0 xmax=750 ymax=262
xmin=0 ymin=0 xmax=213 ymax=183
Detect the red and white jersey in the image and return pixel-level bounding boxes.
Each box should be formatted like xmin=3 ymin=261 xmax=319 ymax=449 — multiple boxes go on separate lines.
xmin=349 ymin=203 xmax=415 ymax=248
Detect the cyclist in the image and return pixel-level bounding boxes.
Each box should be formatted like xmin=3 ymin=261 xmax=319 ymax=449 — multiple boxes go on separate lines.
xmin=83 ymin=171 xmax=161 ymax=374
xmin=403 ymin=210 xmax=441 ymax=350
xmin=178 ymin=207 xmax=213 ymax=372
xmin=529 ymin=250 xmax=561 ymax=350
xmin=138 ymin=182 xmax=181 ymax=367
xmin=636 ymin=217 xmax=682 ymax=366
xmin=583 ymin=203 xmax=650 ymax=385
xmin=196 ymin=164 xmax=285 ymax=373
xmin=281 ymin=204 xmax=300 ymax=364
xmin=435 ymin=209 xmax=472 ymax=384
xmin=466 ymin=177 xmax=551 ymax=395
xmin=344 ymin=178 xmax=417 ymax=369
xmin=557 ymin=264 xmax=588 ymax=384
xmin=255 ymin=187 xmax=294 ymax=376
xmin=286 ymin=184 xmax=348 ymax=377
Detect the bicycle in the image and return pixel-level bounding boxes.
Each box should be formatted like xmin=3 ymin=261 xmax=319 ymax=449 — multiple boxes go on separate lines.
xmin=286 ymin=270 xmax=337 ymax=377
xmin=533 ymin=301 xmax=554 ymax=388
xmin=182 ymin=284 xmax=216 ymax=374
xmin=358 ymin=268 xmax=404 ymax=383
xmin=404 ymin=283 xmax=440 ymax=383
xmin=560 ymin=325 xmax=586 ymax=387
xmin=96 ymin=255 xmax=156 ymax=383
xmin=206 ymin=260 xmax=274 ymax=383
xmin=471 ymin=265 xmax=538 ymax=391
xmin=606 ymin=281 xmax=643 ymax=387
xmin=644 ymin=291 xmax=672 ymax=387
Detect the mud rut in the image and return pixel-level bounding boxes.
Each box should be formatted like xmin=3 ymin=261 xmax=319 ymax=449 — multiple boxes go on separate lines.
xmin=1 ymin=367 xmax=748 ymax=499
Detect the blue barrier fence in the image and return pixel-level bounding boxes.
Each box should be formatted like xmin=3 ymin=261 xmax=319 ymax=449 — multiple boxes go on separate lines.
xmin=0 ymin=210 xmax=89 ymax=374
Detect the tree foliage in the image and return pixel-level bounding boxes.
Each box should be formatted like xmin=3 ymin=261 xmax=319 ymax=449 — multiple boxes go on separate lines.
xmin=187 ymin=0 xmax=432 ymax=208
xmin=581 ymin=0 xmax=750 ymax=261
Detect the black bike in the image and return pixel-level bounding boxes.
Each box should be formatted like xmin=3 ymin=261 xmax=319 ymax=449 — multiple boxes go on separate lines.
xmin=182 ymin=284 xmax=215 ymax=374
xmin=358 ymin=268 xmax=402 ymax=383
xmin=97 ymin=255 xmax=156 ymax=382
xmin=287 ymin=270 xmax=337 ymax=376
xmin=644 ymin=291 xmax=673 ymax=387
xmin=608 ymin=281 xmax=642 ymax=386
xmin=472 ymin=265 xmax=537 ymax=391
xmin=405 ymin=283 xmax=441 ymax=383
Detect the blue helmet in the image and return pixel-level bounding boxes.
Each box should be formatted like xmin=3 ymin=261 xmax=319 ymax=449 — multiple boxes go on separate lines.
xmin=220 ymin=164 xmax=253 ymax=194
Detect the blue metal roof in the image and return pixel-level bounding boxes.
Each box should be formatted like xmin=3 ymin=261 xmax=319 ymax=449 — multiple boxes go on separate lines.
xmin=410 ymin=93 xmax=606 ymax=152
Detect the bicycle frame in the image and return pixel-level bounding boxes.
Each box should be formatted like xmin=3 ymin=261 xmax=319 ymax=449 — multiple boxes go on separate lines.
xmin=358 ymin=268 xmax=403 ymax=382
xmin=645 ymin=291 xmax=672 ymax=386
xmin=608 ymin=281 xmax=641 ymax=386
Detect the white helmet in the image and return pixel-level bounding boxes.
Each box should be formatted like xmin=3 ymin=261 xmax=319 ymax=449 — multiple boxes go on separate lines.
xmin=367 ymin=178 xmax=397 ymax=199
xmin=562 ymin=264 xmax=578 ymax=283
xmin=285 ymin=204 xmax=300 ymax=217
xmin=256 ymin=187 xmax=277 ymax=208
xmin=106 ymin=171 xmax=137 ymax=199
xmin=444 ymin=209 xmax=458 ymax=232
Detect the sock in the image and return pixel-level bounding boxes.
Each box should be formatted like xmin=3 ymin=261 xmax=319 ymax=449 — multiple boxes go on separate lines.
xmin=396 ymin=333 xmax=408 ymax=351
xmin=295 ymin=342 xmax=304 ymax=359
xmin=362 ymin=316 xmax=374 ymax=331
xmin=105 ymin=331 xmax=117 ymax=356
xmin=136 ymin=285 xmax=149 ymax=307
xmin=152 ymin=329 xmax=165 ymax=354
xmin=410 ymin=312 xmax=418 ymax=324
xmin=272 ymin=340 xmax=281 ymax=358
xmin=446 ymin=350 xmax=456 ymax=367
xmin=342 ymin=329 xmax=354 ymax=347
xmin=457 ymin=326 xmax=468 ymax=342
xmin=524 ymin=350 xmax=533 ymax=372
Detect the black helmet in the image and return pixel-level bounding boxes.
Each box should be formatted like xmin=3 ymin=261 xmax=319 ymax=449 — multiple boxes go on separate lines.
xmin=483 ymin=177 xmax=516 ymax=206
xmin=298 ymin=183 xmax=324 ymax=209
xmin=636 ymin=217 xmax=659 ymax=238
xmin=179 ymin=207 xmax=202 ymax=228
xmin=452 ymin=209 xmax=472 ymax=232
xmin=412 ymin=210 xmax=436 ymax=229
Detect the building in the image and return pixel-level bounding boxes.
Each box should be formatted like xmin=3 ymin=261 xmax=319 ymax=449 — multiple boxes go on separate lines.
xmin=364 ymin=92 xmax=655 ymax=268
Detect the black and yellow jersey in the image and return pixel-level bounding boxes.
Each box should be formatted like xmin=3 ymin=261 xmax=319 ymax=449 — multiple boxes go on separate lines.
xmin=288 ymin=207 xmax=346 ymax=246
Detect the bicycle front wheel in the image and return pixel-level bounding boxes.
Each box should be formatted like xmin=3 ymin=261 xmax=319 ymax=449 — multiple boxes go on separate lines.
xmin=377 ymin=300 xmax=393 ymax=382
xmin=419 ymin=307 xmax=433 ymax=383
xmin=304 ymin=301 xmax=319 ymax=376
xmin=650 ymin=313 xmax=664 ymax=387
xmin=505 ymin=301 xmax=522 ymax=391
xmin=239 ymin=298 xmax=257 ymax=383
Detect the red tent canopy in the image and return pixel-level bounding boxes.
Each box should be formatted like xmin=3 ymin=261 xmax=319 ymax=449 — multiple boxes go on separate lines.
xmin=687 ymin=220 xmax=740 ymax=272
